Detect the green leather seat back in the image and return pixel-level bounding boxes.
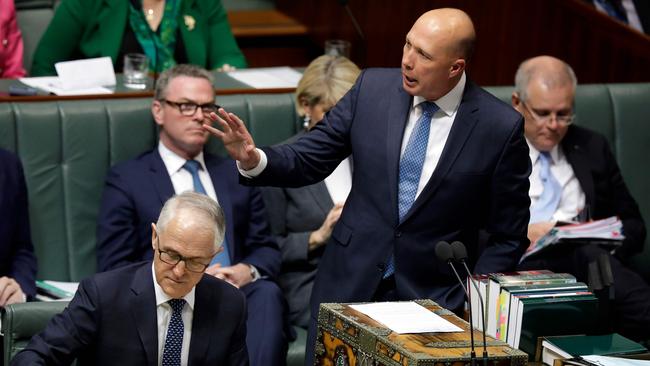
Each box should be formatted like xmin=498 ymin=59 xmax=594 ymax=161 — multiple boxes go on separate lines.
xmin=0 ymin=93 xmax=299 ymax=281
xmin=1 ymin=301 xmax=70 ymax=364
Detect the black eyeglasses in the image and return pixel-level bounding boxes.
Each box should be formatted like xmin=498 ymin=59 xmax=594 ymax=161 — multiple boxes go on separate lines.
xmin=161 ymin=99 xmax=220 ymax=117
xmin=155 ymin=237 xmax=213 ymax=273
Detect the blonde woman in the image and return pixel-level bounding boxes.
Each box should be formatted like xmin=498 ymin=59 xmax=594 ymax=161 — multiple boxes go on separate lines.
xmin=262 ymin=55 xmax=360 ymax=329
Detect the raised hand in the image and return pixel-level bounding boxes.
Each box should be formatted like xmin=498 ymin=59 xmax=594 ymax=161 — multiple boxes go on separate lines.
xmin=203 ymin=108 xmax=261 ymax=170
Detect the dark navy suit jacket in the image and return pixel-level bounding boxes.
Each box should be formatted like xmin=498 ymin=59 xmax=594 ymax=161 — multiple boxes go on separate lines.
xmin=0 ymin=148 xmax=37 ymax=298
xmin=11 ymin=262 xmax=248 ymax=365
xmin=246 ymin=68 xmax=532 ymax=313
xmin=96 ymin=149 xmax=279 ymax=278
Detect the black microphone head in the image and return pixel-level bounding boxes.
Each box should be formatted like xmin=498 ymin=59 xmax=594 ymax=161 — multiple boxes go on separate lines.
xmin=435 ymin=241 xmax=453 ymax=263
xmin=451 ymin=241 xmax=468 ymax=261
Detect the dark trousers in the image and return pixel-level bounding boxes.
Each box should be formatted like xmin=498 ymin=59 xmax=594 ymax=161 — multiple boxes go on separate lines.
xmin=241 ymin=279 xmax=289 ymax=366
xmin=519 ymin=244 xmax=650 ymax=341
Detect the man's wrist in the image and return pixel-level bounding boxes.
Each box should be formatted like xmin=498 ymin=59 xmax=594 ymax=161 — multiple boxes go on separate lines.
xmin=247 ymin=264 xmax=261 ymax=282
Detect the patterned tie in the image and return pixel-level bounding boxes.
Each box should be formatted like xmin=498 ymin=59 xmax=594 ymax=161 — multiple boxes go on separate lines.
xmin=162 ymin=299 xmax=185 ymax=366
xmin=182 ymin=160 xmax=206 ymax=195
xmin=183 ymin=160 xmax=231 ymax=266
xmin=530 ymin=151 xmax=562 ymax=223
xmin=384 ymin=101 xmax=439 ymax=278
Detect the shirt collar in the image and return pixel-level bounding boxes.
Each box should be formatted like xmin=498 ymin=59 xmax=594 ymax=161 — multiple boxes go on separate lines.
xmin=526 ymin=139 xmax=560 ymax=164
xmin=151 ymin=262 xmax=196 ymax=310
xmin=158 ymin=141 xmax=207 ymax=176
xmin=413 ymin=72 xmax=466 ymax=116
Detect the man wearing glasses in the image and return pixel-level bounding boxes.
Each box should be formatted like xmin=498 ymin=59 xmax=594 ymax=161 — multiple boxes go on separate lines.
xmin=512 ymin=55 xmax=649 ymax=341
xmin=14 ymin=192 xmax=248 ymax=365
xmin=96 ymin=65 xmax=287 ymax=365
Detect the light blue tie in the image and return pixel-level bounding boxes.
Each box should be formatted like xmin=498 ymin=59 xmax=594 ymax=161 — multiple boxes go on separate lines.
xmin=384 ymin=101 xmax=439 ymax=278
xmin=183 ymin=160 xmax=231 ymax=266
xmin=530 ymin=152 xmax=562 ymax=223
xmin=162 ymin=299 xmax=185 ymax=366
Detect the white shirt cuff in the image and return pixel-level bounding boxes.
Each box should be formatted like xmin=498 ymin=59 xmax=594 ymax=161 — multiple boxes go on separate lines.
xmin=237 ymin=148 xmax=268 ymax=178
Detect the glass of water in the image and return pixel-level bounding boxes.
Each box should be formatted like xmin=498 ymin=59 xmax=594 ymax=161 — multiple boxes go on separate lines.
xmin=123 ymin=53 xmax=149 ymax=89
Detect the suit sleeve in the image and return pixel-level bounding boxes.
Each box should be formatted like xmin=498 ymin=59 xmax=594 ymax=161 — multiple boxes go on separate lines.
xmin=30 ymin=0 xmax=88 ymax=76
xmin=474 ymin=115 xmax=531 ymax=275
xmin=238 ymin=187 xmax=281 ymax=278
xmin=261 ymin=187 xmax=312 ymax=265
xmin=7 ymin=155 xmax=37 ymax=298
xmin=203 ymin=0 xmax=247 ymax=69
xmin=11 ymin=278 xmax=100 ymax=365
xmin=96 ymin=168 xmax=143 ymax=272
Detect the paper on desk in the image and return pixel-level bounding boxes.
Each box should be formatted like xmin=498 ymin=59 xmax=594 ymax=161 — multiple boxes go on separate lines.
xmin=227 ymin=67 xmax=302 ymax=88
xmin=350 ymin=301 xmax=463 ymax=334
xmin=55 ymin=57 xmax=116 ymax=90
xmin=19 ymin=76 xmax=112 ymax=95
xmin=582 ymin=355 xmax=650 ymax=366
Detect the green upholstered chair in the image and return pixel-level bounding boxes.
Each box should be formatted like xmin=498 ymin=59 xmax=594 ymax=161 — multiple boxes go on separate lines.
xmin=1 ymin=301 xmax=70 ymax=364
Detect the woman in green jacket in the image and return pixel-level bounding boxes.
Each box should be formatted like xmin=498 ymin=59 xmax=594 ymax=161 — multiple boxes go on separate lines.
xmin=31 ymin=0 xmax=247 ymax=76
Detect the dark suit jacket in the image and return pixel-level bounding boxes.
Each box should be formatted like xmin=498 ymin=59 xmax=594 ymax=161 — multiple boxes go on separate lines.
xmin=11 ymin=262 xmax=248 ymax=365
xmin=246 ymin=68 xmax=532 ymax=313
xmin=562 ymin=125 xmax=646 ymax=259
xmin=96 ymin=149 xmax=280 ymax=278
xmin=261 ymin=131 xmax=333 ymax=328
xmin=0 ymin=148 xmax=37 ymax=298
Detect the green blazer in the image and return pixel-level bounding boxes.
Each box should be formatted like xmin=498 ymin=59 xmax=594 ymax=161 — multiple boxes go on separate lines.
xmin=31 ymin=0 xmax=247 ymax=76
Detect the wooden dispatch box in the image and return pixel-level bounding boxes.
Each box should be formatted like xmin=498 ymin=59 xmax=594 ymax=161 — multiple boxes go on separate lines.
xmin=315 ymin=299 xmax=528 ymax=366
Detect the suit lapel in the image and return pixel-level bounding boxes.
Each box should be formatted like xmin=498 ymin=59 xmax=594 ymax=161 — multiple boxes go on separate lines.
xmin=386 ymin=85 xmax=414 ymax=223
xmin=204 ymin=154 xmax=234 ymax=259
xmin=130 ymin=264 xmax=158 ymax=365
xmin=403 ymin=82 xmax=480 ymax=222
xmin=149 ymin=149 xmax=176 ymax=206
xmin=101 ymin=0 xmax=129 ymax=62
xmin=562 ymin=129 xmax=595 ymax=208
xmin=188 ymin=277 xmax=215 ymax=364
xmin=178 ymin=0 xmax=207 ymax=67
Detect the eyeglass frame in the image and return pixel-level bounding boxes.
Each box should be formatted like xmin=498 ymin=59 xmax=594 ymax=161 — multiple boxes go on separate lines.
xmin=160 ymin=99 xmax=221 ymax=117
xmin=520 ymin=100 xmax=575 ymax=126
xmin=154 ymin=236 xmax=216 ymax=273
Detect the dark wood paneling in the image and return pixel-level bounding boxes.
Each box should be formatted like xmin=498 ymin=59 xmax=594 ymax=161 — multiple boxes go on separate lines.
xmin=276 ymin=0 xmax=650 ymax=85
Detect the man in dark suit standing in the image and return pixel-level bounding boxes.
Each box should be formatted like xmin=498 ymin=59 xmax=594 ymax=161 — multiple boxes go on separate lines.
xmin=513 ymin=55 xmax=650 ymax=341
xmin=0 ymin=148 xmax=37 ymax=306
xmin=13 ymin=192 xmax=248 ymax=365
xmin=96 ymin=65 xmax=287 ymax=366
xmin=206 ymin=8 xmax=531 ymax=363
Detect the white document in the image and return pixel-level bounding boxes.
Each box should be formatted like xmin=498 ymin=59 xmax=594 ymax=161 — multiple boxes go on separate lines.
xmin=19 ymin=76 xmax=112 ymax=96
xmin=43 ymin=280 xmax=79 ymax=296
xmin=350 ymin=301 xmax=463 ymax=334
xmin=582 ymin=355 xmax=650 ymax=366
xmin=55 ymin=57 xmax=116 ymax=90
xmin=227 ymin=67 xmax=302 ymax=88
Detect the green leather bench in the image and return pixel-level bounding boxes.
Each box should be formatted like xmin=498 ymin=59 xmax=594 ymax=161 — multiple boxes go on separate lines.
xmin=0 ymin=84 xmax=649 ymax=363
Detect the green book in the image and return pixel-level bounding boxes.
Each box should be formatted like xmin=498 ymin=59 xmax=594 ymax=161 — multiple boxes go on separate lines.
xmin=541 ymin=333 xmax=648 ymax=366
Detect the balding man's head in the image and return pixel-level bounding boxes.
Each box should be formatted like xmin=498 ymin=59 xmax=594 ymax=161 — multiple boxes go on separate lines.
xmin=401 ymin=8 xmax=476 ymax=100
xmin=514 ymin=56 xmax=577 ymax=103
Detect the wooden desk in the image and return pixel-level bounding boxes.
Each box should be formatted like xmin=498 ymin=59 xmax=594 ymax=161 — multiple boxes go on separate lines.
xmin=0 ymin=71 xmax=297 ymax=102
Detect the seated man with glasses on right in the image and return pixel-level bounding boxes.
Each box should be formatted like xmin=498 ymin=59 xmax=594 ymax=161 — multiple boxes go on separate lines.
xmin=512 ymin=55 xmax=650 ymax=341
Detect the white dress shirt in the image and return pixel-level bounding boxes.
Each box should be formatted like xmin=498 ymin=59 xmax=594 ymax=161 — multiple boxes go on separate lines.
xmin=152 ymin=264 xmax=195 ymax=366
xmin=527 ymin=142 xmax=586 ymax=222
xmin=240 ymin=72 xmax=466 ymax=202
xmin=158 ymin=142 xmax=218 ymax=202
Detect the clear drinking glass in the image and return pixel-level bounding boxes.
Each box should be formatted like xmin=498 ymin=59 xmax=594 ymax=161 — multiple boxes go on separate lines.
xmin=123 ymin=53 xmax=149 ymax=89
xmin=324 ymin=39 xmax=351 ymax=58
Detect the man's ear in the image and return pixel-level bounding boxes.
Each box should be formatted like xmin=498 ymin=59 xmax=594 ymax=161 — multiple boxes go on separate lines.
xmin=512 ymin=92 xmax=522 ymax=111
xmin=151 ymin=223 xmax=158 ymax=251
xmin=152 ymin=100 xmax=164 ymax=126
xmin=449 ymin=58 xmax=466 ymax=78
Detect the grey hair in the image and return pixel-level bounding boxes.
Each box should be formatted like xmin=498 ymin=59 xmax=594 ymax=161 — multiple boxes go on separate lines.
xmin=514 ymin=57 xmax=577 ymax=102
xmin=154 ymin=64 xmax=215 ymax=101
xmin=156 ymin=192 xmax=226 ymax=250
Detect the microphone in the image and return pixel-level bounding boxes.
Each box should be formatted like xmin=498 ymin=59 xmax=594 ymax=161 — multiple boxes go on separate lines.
xmin=336 ymin=0 xmax=365 ymax=41
xmin=451 ymin=241 xmax=488 ymax=366
xmin=435 ymin=241 xmax=476 ymax=366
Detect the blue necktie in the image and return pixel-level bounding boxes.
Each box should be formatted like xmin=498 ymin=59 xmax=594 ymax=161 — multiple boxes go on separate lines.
xmin=183 ymin=160 xmax=231 ymax=266
xmin=162 ymin=299 xmax=185 ymax=366
xmin=182 ymin=160 xmax=206 ymax=195
xmin=384 ymin=101 xmax=439 ymax=278
xmin=530 ymin=152 xmax=562 ymax=223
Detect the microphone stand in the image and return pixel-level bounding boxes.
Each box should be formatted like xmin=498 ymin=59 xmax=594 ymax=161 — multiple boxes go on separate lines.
xmin=460 ymin=260 xmax=489 ymax=366
xmin=446 ymin=260 xmax=477 ymax=366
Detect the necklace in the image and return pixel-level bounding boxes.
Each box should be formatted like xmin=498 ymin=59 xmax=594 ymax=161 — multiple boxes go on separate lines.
xmin=144 ymin=8 xmax=154 ymax=21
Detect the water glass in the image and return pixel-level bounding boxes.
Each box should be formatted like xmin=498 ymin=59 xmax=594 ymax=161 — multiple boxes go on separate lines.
xmin=123 ymin=53 xmax=149 ymax=89
xmin=324 ymin=39 xmax=351 ymax=58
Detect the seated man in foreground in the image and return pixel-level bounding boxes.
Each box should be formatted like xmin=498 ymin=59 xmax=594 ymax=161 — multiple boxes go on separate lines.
xmin=513 ymin=55 xmax=650 ymax=341
xmin=12 ymin=192 xmax=248 ymax=365
xmin=96 ymin=64 xmax=287 ymax=365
